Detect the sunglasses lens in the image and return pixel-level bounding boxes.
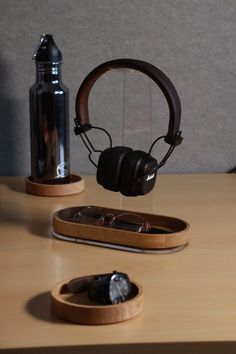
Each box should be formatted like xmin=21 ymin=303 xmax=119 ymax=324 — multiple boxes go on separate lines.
xmin=111 ymin=213 xmax=151 ymax=232
xmin=73 ymin=206 xmax=103 ymax=225
xmin=72 ymin=207 xmax=151 ymax=233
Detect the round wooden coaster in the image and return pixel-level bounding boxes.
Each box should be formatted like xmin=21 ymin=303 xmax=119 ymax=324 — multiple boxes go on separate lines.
xmin=25 ymin=174 xmax=85 ymax=196
xmin=51 ymin=277 xmax=143 ymax=325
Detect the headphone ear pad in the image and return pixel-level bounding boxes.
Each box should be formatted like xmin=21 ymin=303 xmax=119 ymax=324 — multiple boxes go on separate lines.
xmin=97 ymin=146 xmax=132 ymax=192
xmin=119 ymin=150 xmax=158 ymax=196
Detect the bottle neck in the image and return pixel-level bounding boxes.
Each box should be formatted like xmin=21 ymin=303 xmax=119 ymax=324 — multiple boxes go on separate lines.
xmin=36 ymin=63 xmax=61 ymax=83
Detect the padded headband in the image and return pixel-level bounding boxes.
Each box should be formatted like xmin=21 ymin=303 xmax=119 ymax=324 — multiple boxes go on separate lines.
xmin=75 ymin=58 xmax=182 ymax=146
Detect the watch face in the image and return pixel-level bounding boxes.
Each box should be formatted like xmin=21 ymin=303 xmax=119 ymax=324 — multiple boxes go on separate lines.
xmin=109 ymin=272 xmax=131 ymax=304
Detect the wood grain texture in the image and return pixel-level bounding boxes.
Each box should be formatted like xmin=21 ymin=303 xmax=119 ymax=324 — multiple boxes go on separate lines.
xmin=0 ymin=174 xmax=236 ymax=353
xmin=53 ymin=206 xmax=189 ymax=249
xmin=51 ymin=277 xmax=143 ymax=325
xmin=25 ymin=174 xmax=85 ymax=196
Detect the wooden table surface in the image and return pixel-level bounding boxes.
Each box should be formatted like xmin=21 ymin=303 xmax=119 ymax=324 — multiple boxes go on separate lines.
xmin=0 ymin=174 xmax=236 ymax=354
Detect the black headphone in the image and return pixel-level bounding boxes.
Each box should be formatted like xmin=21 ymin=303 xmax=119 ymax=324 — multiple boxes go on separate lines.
xmin=74 ymin=59 xmax=183 ymax=196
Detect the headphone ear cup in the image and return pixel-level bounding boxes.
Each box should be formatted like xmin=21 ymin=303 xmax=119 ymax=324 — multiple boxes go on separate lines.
xmin=119 ymin=150 xmax=158 ymax=196
xmin=97 ymin=146 xmax=132 ymax=192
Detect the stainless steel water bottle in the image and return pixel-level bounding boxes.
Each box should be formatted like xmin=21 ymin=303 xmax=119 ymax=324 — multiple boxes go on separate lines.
xmin=30 ymin=34 xmax=70 ymax=184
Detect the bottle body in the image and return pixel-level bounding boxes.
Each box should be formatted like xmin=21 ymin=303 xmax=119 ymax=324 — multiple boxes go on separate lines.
xmin=30 ymin=63 xmax=70 ymax=184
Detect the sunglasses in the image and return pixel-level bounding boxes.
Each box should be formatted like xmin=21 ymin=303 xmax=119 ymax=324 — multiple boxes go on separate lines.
xmin=72 ymin=206 xmax=152 ymax=233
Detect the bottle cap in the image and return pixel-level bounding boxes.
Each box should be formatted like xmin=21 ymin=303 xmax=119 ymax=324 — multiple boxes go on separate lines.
xmin=33 ymin=34 xmax=62 ymax=63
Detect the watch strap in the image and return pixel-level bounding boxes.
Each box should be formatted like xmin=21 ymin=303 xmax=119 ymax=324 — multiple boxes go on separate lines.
xmin=67 ymin=273 xmax=111 ymax=293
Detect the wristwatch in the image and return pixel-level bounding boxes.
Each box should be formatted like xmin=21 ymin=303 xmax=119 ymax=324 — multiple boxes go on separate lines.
xmin=67 ymin=271 xmax=132 ymax=305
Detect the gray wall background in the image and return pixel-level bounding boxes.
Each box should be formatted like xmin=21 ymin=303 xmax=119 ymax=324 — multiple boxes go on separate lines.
xmin=0 ymin=0 xmax=235 ymax=176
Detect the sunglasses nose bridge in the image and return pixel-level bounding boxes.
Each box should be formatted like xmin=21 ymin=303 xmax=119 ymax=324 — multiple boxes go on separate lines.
xmin=142 ymin=221 xmax=151 ymax=231
xmin=104 ymin=213 xmax=116 ymax=225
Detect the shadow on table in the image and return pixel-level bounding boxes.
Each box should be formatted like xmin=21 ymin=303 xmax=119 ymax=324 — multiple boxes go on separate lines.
xmin=1 ymin=203 xmax=59 ymax=241
xmin=3 ymin=341 xmax=236 ymax=353
xmin=25 ymin=291 xmax=69 ymax=325
xmin=0 ymin=180 xmax=62 ymax=239
xmin=27 ymin=219 xmax=52 ymax=239
xmin=0 ymin=178 xmax=26 ymax=194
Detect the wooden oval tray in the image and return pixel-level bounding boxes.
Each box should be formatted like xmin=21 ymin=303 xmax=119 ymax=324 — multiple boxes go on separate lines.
xmin=51 ymin=276 xmax=143 ymax=325
xmin=53 ymin=205 xmax=190 ymax=252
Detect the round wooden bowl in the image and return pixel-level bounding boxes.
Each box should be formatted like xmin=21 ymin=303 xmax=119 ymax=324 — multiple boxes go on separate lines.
xmin=51 ymin=277 xmax=143 ymax=325
xmin=25 ymin=174 xmax=85 ymax=196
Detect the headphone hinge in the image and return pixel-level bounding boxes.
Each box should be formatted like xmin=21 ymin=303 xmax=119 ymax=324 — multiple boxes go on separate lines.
xmin=74 ymin=119 xmax=93 ymax=135
xmin=164 ymin=131 xmax=183 ymax=146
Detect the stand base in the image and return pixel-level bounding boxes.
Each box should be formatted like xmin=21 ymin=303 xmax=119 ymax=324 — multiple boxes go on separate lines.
xmin=53 ymin=230 xmax=188 ymax=254
xmin=25 ymin=174 xmax=85 ymax=196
